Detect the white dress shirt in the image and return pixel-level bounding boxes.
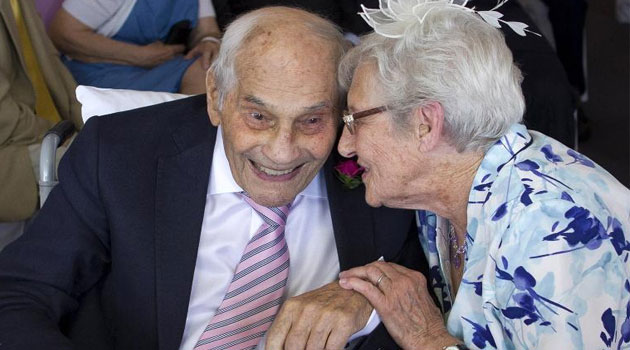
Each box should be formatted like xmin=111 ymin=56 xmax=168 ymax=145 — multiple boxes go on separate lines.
xmin=179 ymin=128 xmax=378 ymax=349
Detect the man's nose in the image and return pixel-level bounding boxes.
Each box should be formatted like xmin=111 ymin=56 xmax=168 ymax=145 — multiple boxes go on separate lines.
xmin=337 ymin=127 xmax=356 ymax=158
xmin=264 ymin=127 xmax=300 ymax=165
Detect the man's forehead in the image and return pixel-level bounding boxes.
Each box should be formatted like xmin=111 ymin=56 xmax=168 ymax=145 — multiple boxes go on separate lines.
xmin=237 ymin=25 xmax=336 ymax=66
xmin=234 ymin=45 xmax=337 ymax=101
xmin=242 ymin=94 xmax=334 ymax=112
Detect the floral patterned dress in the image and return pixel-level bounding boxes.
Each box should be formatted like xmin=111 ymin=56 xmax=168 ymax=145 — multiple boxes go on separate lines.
xmin=417 ymin=123 xmax=630 ymax=350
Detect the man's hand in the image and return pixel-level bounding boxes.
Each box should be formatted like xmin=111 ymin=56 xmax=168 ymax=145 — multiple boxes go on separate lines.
xmin=266 ymin=281 xmax=373 ymax=350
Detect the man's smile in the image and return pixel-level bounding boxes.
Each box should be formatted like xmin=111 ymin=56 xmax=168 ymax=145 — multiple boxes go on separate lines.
xmin=249 ymin=160 xmax=304 ymax=181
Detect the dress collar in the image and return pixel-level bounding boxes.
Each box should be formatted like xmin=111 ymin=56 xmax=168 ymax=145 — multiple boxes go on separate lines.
xmin=466 ymin=123 xmax=533 ymax=239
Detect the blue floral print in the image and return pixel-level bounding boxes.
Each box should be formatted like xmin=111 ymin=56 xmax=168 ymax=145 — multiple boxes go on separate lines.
xmin=416 ymin=124 xmax=630 ymax=349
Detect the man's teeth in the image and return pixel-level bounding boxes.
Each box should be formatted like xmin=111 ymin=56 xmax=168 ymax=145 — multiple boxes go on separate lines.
xmin=254 ymin=163 xmax=296 ymax=176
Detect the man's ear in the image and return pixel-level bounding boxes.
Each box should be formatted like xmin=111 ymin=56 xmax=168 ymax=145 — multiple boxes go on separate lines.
xmin=412 ymin=101 xmax=445 ymax=152
xmin=206 ymin=70 xmax=221 ymax=126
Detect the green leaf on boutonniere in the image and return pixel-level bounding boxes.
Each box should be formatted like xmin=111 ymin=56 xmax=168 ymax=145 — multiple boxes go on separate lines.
xmin=334 ymin=159 xmax=364 ymax=189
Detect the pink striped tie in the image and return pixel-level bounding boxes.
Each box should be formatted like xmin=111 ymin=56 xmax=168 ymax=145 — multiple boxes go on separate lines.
xmin=194 ymin=194 xmax=291 ymax=350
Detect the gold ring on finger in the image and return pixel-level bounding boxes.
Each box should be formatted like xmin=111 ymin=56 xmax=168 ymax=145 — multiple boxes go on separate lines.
xmin=375 ymin=273 xmax=385 ymax=287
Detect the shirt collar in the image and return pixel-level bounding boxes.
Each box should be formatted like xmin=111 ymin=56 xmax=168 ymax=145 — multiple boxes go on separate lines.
xmin=208 ymin=126 xmax=327 ymax=199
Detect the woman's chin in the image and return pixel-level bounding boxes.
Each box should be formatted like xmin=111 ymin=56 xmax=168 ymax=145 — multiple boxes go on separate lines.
xmin=364 ymin=187 xmax=384 ymax=208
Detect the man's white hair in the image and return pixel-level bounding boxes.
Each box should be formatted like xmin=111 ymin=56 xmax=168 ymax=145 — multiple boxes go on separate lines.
xmin=210 ymin=7 xmax=348 ymax=110
xmin=339 ymin=0 xmax=526 ymax=152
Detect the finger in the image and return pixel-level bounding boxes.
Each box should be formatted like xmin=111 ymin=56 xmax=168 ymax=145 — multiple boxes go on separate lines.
xmin=284 ymin=319 xmax=310 ymax=350
xmin=388 ymin=262 xmax=414 ymax=275
xmin=387 ymin=263 xmax=429 ymax=289
xmin=370 ymin=261 xmax=402 ymax=276
xmin=338 ymin=277 xmax=386 ymax=313
xmin=202 ymin=49 xmax=212 ymax=70
xmin=341 ymin=264 xmax=389 ymax=293
xmin=265 ymin=307 xmax=293 ymax=350
xmin=184 ymin=46 xmax=199 ymax=59
xmin=170 ymin=44 xmax=186 ymax=54
xmin=304 ymin=319 xmax=332 ymax=350
xmin=324 ymin=325 xmax=353 ymax=350
xmin=339 ymin=264 xmax=373 ymax=280
xmin=373 ymin=273 xmax=392 ymax=293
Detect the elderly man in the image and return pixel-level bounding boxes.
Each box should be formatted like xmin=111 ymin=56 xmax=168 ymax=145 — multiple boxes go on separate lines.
xmin=0 ymin=6 xmax=427 ymax=350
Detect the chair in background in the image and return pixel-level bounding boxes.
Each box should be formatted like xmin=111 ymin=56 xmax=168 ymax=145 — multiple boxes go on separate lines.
xmin=38 ymin=120 xmax=74 ymax=206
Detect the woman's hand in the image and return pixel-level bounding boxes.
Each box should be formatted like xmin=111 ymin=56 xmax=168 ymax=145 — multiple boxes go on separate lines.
xmin=136 ymin=42 xmax=186 ymax=68
xmin=339 ymin=261 xmax=459 ymax=349
xmin=185 ymin=40 xmax=220 ymax=70
xmin=49 ymin=9 xmax=185 ymax=67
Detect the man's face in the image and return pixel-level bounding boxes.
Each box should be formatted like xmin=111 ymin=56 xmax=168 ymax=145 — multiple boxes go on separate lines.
xmin=208 ymin=31 xmax=339 ymax=207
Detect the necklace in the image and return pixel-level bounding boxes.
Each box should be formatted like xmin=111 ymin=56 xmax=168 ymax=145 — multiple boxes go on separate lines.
xmin=448 ymin=223 xmax=467 ymax=269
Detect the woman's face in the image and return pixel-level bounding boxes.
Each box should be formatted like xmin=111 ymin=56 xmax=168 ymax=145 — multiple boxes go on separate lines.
xmin=338 ymin=63 xmax=421 ymax=208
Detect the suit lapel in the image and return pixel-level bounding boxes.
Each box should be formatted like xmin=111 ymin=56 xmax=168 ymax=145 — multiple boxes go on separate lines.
xmin=324 ymin=153 xmax=380 ymax=270
xmin=325 ymin=148 xmax=417 ymax=270
xmin=154 ymin=108 xmax=217 ymax=350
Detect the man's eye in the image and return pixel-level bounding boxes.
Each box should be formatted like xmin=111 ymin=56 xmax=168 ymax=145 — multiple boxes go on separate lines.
xmin=298 ymin=115 xmax=328 ymax=134
xmin=243 ymin=111 xmax=271 ymax=130
xmin=249 ymin=112 xmax=265 ymax=121
xmin=305 ymin=117 xmax=321 ymax=125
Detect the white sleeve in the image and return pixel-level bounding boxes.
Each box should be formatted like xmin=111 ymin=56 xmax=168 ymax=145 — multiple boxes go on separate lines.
xmin=347 ymin=309 xmax=381 ymax=342
xmin=62 ymin=0 xmax=126 ymax=30
xmin=198 ymin=0 xmax=216 ymax=18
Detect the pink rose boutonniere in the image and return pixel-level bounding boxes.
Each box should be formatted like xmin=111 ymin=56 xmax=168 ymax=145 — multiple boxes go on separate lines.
xmin=334 ymin=159 xmax=364 ymax=189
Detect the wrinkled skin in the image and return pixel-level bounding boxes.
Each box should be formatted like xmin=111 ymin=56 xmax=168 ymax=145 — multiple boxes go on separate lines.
xmin=266 ymin=281 xmax=373 ymax=350
xmin=339 ymin=261 xmax=460 ymax=349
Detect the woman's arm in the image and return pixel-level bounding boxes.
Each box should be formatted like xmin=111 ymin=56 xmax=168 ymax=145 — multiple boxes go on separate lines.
xmin=48 ymin=8 xmax=185 ymax=68
xmin=189 ymin=16 xmax=221 ymax=46
xmin=184 ymin=16 xmax=221 ymax=70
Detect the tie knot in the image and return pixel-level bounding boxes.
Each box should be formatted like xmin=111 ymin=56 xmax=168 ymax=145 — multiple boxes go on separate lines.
xmin=240 ymin=192 xmax=291 ymax=226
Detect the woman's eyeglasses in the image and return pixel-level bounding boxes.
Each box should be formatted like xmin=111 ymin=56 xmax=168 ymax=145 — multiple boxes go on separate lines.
xmin=341 ymin=106 xmax=387 ymax=135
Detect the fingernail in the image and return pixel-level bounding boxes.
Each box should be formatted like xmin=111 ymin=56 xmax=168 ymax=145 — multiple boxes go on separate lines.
xmin=339 ymin=278 xmax=347 ymax=285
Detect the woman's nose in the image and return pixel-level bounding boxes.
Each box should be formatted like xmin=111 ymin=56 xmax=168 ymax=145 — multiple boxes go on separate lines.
xmin=337 ymin=127 xmax=356 ymax=158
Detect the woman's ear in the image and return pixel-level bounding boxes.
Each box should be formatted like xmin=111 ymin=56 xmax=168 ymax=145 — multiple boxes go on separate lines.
xmin=413 ymin=101 xmax=445 ymax=152
xmin=206 ymin=70 xmax=221 ymax=126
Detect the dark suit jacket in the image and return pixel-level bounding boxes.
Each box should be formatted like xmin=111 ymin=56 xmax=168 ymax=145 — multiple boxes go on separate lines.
xmin=0 ymin=95 xmax=427 ymax=350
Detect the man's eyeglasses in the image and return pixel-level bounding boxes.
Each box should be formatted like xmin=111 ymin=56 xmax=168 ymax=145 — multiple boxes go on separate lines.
xmin=341 ymin=106 xmax=387 ymax=135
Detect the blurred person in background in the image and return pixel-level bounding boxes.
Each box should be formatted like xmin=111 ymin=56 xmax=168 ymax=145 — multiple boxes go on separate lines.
xmin=49 ymin=0 xmax=221 ymax=94
xmin=0 ymin=0 xmax=82 ymax=248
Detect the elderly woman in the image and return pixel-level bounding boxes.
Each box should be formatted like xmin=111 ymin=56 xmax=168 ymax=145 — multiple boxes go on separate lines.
xmin=336 ymin=1 xmax=630 ymax=349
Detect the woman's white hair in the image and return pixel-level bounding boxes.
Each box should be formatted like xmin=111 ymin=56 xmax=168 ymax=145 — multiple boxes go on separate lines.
xmin=339 ymin=0 xmax=526 ymax=152
xmin=210 ymin=7 xmax=348 ymax=110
